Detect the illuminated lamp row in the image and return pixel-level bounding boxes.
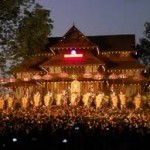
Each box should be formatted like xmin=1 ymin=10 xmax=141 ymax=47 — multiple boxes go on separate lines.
xmin=107 ymin=69 xmax=146 ymax=73
xmin=51 ymin=46 xmax=96 ymax=50
xmin=101 ymin=51 xmax=131 ymax=55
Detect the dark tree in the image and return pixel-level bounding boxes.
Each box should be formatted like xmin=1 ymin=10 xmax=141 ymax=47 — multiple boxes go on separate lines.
xmin=0 ymin=0 xmax=53 ymax=75
xmin=137 ymin=22 xmax=150 ymax=76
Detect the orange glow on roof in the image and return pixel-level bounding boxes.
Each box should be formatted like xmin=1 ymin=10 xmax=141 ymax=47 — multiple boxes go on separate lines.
xmin=64 ymin=54 xmax=83 ymax=58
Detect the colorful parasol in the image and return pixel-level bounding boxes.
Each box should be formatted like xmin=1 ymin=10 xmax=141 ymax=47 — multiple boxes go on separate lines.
xmin=42 ymin=74 xmax=53 ymax=80
xmin=59 ymin=72 xmax=69 ymax=78
xmin=119 ymin=73 xmax=127 ymax=92
xmin=23 ymin=77 xmax=30 ymax=82
xmin=108 ymin=73 xmax=118 ymax=79
xmin=83 ymin=72 xmax=93 ymax=79
xmin=119 ymin=73 xmax=127 ymax=79
xmin=93 ymin=72 xmax=103 ymax=80
xmin=32 ymin=74 xmax=42 ymax=80
xmin=0 ymin=77 xmax=8 ymax=84
xmin=9 ymin=75 xmax=16 ymax=82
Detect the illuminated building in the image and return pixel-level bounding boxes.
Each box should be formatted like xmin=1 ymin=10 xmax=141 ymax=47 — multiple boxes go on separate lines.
xmin=9 ymin=25 xmax=148 ymax=97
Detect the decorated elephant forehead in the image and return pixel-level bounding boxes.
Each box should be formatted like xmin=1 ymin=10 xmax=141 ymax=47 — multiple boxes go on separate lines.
xmin=71 ymin=74 xmax=77 ymax=80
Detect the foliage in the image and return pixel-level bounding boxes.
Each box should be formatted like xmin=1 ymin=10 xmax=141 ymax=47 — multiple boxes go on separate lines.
xmin=137 ymin=22 xmax=150 ymax=76
xmin=0 ymin=0 xmax=53 ymax=75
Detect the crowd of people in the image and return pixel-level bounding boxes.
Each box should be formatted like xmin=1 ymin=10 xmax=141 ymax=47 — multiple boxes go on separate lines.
xmin=0 ymin=89 xmax=150 ymax=149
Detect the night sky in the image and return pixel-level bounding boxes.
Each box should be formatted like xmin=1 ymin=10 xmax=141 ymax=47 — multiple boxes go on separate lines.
xmin=35 ymin=0 xmax=150 ymax=43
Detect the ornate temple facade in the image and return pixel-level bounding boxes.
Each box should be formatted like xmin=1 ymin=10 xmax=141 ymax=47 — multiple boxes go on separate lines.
xmin=9 ymin=25 xmax=148 ymax=101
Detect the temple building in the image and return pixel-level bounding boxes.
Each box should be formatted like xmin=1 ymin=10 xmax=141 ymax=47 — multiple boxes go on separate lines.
xmin=8 ymin=25 xmax=149 ymax=101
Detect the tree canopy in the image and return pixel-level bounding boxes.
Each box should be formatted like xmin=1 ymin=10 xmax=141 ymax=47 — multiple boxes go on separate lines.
xmin=137 ymin=22 xmax=150 ymax=76
xmin=0 ymin=0 xmax=53 ymax=75
xmin=137 ymin=22 xmax=150 ymax=66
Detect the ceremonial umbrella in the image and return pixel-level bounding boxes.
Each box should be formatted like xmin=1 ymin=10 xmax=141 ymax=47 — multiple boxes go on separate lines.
xmin=59 ymin=72 xmax=69 ymax=79
xmin=42 ymin=74 xmax=53 ymax=81
xmin=133 ymin=75 xmax=143 ymax=93
xmin=9 ymin=75 xmax=16 ymax=82
xmin=32 ymin=74 xmax=42 ymax=80
xmin=83 ymin=72 xmax=93 ymax=92
xmin=108 ymin=73 xmax=118 ymax=91
xmin=83 ymin=72 xmax=93 ymax=79
xmin=59 ymin=72 xmax=69 ymax=90
xmin=119 ymin=73 xmax=127 ymax=92
xmin=32 ymin=74 xmax=43 ymax=92
xmin=93 ymin=72 xmax=104 ymax=91
xmin=93 ymin=72 xmax=103 ymax=80
xmin=42 ymin=74 xmax=53 ymax=91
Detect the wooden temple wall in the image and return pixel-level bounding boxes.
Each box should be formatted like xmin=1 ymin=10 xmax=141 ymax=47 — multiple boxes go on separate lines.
xmin=41 ymin=81 xmax=105 ymax=94
xmin=28 ymin=81 xmax=140 ymax=95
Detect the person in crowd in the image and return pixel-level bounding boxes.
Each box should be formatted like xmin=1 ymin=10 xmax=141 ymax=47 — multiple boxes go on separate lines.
xmin=33 ymin=91 xmax=41 ymax=107
xmin=119 ymin=91 xmax=126 ymax=109
xmin=21 ymin=94 xmax=28 ymax=109
xmin=0 ymin=95 xmax=4 ymax=110
xmin=6 ymin=93 xmax=14 ymax=110
xmin=61 ymin=90 xmax=68 ymax=106
xmin=70 ymin=92 xmax=78 ymax=106
xmin=110 ymin=91 xmax=118 ymax=109
xmin=89 ymin=92 xmax=96 ymax=108
xmin=83 ymin=92 xmax=91 ymax=108
xmin=95 ymin=91 xmax=104 ymax=109
xmin=56 ymin=93 xmax=62 ymax=106
xmin=4 ymin=92 xmax=9 ymax=104
xmin=71 ymin=77 xmax=81 ymax=96
xmin=44 ymin=91 xmax=52 ymax=107
xmin=134 ymin=92 xmax=142 ymax=109
xmin=103 ymin=94 xmax=110 ymax=107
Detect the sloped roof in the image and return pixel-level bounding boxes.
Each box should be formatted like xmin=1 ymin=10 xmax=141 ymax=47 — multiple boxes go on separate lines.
xmin=12 ymin=26 xmax=138 ymax=75
xmin=88 ymin=35 xmax=135 ymax=51
xmin=105 ymin=57 xmax=146 ymax=70
xmin=51 ymin=25 xmax=97 ymax=48
xmin=48 ymin=34 xmax=135 ymax=52
xmin=11 ymin=54 xmax=50 ymax=73
xmin=4 ymin=80 xmax=37 ymax=87
xmin=41 ymin=52 xmax=105 ymax=67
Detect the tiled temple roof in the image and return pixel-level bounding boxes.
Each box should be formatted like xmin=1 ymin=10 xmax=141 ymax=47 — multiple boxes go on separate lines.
xmin=51 ymin=25 xmax=96 ymax=49
xmin=12 ymin=25 xmax=143 ymax=74
xmin=41 ymin=52 xmax=105 ymax=67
